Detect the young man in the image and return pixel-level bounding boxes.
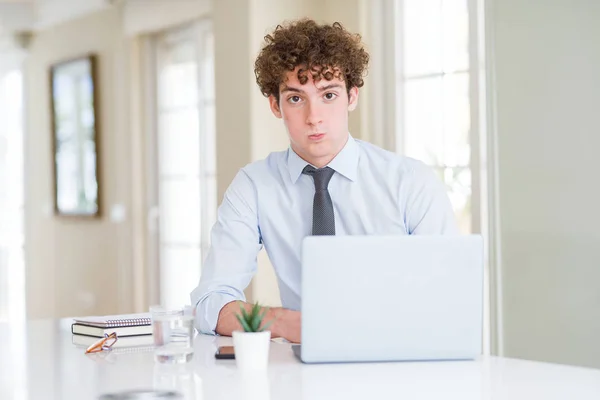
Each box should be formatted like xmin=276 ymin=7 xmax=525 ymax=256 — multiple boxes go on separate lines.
xmin=191 ymin=19 xmax=458 ymax=343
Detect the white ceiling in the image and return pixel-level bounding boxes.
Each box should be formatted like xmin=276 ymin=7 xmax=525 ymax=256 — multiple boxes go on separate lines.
xmin=0 ymin=0 xmax=113 ymax=34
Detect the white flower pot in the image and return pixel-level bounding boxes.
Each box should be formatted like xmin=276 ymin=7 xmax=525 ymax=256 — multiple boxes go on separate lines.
xmin=232 ymin=330 xmax=271 ymax=370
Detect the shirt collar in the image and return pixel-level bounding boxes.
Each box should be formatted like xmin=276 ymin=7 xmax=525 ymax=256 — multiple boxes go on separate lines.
xmin=287 ymin=134 xmax=359 ymax=183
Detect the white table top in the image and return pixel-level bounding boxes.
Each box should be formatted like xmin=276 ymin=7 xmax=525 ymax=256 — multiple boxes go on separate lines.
xmin=1 ymin=318 xmax=600 ymax=399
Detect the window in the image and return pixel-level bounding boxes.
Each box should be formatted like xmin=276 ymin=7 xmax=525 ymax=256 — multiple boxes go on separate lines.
xmin=153 ymin=22 xmax=216 ymax=309
xmin=397 ymin=0 xmax=473 ymax=234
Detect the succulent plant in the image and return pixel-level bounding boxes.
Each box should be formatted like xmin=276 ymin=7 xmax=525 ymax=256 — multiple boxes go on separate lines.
xmin=236 ymin=302 xmax=274 ymax=333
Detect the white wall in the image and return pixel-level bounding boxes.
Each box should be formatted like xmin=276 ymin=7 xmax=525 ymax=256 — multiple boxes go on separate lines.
xmin=122 ymin=0 xmax=210 ymax=36
xmin=493 ymin=0 xmax=600 ymax=368
xmin=25 ymin=6 xmax=133 ymax=318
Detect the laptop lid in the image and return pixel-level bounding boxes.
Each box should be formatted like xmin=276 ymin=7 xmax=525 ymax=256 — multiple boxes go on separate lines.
xmin=299 ymin=235 xmax=483 ymax=363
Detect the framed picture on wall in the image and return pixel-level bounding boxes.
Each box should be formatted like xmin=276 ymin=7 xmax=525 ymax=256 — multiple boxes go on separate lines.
xmin=49 ymin=54 xmax=100 ymax=217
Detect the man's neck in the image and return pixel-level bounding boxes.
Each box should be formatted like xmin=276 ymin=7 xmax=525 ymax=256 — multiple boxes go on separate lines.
xmin=310 ymin=156 xmax=335 ymax=169
xmin=293 ymin=136 xmax=349 ymax=168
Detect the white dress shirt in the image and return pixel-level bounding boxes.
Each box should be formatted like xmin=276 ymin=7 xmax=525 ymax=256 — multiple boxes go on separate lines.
xmin=191 ymin=135 xmax=459 ymax=334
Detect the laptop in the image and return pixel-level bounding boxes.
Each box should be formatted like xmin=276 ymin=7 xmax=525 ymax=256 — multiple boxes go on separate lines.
xmin=294 ymin=235 xmax=483 ymax=363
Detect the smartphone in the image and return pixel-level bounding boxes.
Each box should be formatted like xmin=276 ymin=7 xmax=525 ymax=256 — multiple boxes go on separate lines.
xmin=215 ymin=346 xmax=235 ymax=360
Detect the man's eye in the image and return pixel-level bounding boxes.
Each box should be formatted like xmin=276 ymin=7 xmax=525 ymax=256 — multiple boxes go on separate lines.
xmin=288 ymin=96 xmax=301 ymax=103
xmin=324 ymin=93 xmax=337 ymax=100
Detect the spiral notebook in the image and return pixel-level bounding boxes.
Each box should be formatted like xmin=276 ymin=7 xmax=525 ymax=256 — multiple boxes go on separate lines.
xmin=72 ymin=332 xmax=154 ymax=349
xmin=73 ymin=313 xmax=151 ymax=328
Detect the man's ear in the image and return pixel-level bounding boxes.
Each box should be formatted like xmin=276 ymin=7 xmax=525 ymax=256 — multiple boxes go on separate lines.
xmin=348 ymin=86 xmax=359 ymax=112
xmin=269 ymin=95 xmax=282 ymax=119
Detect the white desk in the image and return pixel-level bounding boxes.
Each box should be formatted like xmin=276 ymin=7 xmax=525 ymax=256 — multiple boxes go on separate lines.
xmin=1 ymin=319 xmax=600 ymax=399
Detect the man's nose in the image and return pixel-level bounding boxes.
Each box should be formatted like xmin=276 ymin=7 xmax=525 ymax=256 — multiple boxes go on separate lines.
xmin=305 ymin=102 xmax=324 ymax=127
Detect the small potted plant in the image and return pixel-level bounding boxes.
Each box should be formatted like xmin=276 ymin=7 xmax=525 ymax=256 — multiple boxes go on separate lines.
xmin=232 ymin=302 xmax=274 ymax=370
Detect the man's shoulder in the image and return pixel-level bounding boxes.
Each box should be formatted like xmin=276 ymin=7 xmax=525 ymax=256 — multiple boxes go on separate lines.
xmin=355 ymin=139 xmax=425 ymax=175
xmin=239 ymin=149 xmax=288 ymax=178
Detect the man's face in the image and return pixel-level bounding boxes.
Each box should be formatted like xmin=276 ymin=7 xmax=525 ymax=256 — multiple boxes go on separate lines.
xmin=268 ymin=67 xmax=359 ymax=168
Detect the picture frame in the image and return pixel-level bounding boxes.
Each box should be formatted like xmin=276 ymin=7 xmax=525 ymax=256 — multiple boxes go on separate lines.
xmin=49 ymin=54 xmax=101 ymax=217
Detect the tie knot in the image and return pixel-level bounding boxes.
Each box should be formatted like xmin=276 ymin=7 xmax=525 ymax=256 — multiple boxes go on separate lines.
xmin=302 ymin=165 xmax=335 ymax=191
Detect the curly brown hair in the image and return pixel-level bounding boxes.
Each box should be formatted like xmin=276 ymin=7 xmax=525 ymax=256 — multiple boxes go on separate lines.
xmin=254 ymin=19 xmax=369 ymax=102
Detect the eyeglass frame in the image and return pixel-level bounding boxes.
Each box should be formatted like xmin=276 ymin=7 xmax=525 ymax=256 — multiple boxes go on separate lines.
xmin=85 ymin=332 xmax=118 ymax=354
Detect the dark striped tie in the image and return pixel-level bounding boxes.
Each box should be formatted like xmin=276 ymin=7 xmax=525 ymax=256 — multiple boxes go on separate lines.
xmin=302 ymin=165 xmax=335 ymax=235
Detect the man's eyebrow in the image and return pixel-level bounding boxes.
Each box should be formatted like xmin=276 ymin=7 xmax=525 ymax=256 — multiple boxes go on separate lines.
xmin=280 ymin=83 xmax=344 ymax=93
xmin=280 ymin=86 xmax=304 ymax=93
xmin=316 ymin=83 xmax=344 ymax=91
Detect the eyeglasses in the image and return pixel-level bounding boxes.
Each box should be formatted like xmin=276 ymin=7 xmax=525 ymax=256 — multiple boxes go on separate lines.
xmin=85 ymin=332 xmax=118 ymax=354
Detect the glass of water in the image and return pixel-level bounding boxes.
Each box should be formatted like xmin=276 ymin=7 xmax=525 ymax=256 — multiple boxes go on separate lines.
xmin=151 ymin=309 xmax=195 ymax=364
xmin=149 ymin=305 xmax=183 ymax=319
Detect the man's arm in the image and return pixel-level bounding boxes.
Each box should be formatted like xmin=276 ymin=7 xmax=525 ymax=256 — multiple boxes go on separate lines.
xmin=190 ymin=169 xmax=261 ymax=334
xmin=216 ymin=301 xmax=301 ymax=343
xmin=404 ymin=160 xmax=460 ymax=235
xmin=190 ymin=169 xmax=300 ymax=342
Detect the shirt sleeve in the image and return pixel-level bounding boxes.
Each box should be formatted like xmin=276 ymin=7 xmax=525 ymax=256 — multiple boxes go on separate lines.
xmin=190 ymin=169 xmax=263 ymax=334
xmin=403 ymin=160 xmax=460 ymax=235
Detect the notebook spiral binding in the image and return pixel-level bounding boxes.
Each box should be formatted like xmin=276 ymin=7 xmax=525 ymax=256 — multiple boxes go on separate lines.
xmin=104 ymin=317 xmax=152 ymax=327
